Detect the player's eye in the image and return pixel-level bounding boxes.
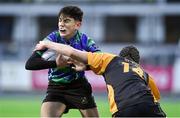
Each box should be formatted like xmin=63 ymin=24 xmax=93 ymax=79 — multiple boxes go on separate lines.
xmin=64 ymin=19 xmax=71 ymax=23
xmin=59 ymin=19 xmax=62 ymax=22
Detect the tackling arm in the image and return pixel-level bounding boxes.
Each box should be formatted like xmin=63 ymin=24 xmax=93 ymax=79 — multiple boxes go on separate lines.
xmin=35 ymin=41 xmax=88 ymax=64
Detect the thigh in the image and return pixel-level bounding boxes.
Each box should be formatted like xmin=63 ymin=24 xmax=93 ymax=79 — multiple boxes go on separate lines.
xmin=41 ymin=92 xmax=67 ymax=117
xmin=41 ymin=102 xmax=66 ymax=117
xmin=79 ymin=107 xmax=99 ymax=117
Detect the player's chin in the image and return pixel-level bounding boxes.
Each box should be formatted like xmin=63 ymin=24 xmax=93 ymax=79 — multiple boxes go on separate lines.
xmin=59 ymin=32 xmax=67 ymax=37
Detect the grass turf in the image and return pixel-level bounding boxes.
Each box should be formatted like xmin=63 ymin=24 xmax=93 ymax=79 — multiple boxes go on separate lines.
xmin=0 ymin=96 xmax=179 ymax=117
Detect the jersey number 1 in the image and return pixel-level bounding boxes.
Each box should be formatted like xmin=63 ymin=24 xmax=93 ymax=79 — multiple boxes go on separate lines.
xmin=122 ymin=62 xmax=144 ymax=78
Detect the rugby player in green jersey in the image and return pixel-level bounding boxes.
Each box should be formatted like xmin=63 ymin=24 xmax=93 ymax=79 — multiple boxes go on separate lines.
xmin=25 ymin=6 xmax=100 ymax=117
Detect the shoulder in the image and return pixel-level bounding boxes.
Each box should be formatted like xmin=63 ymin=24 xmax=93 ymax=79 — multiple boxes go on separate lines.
xmin=45 ymin=30 xmax=60 ymax=42
xmin=77 ymin=31 xmax=94 ymax=41
xmin=87 ymin=52 xmax=117 ymax=75
xmin=49 ymin=30 xmax=60 ymax=37
xmin=88 ymin=52 xmax=116 ymax=64
xmin=76 ymin=31 xmax=100 ymax=51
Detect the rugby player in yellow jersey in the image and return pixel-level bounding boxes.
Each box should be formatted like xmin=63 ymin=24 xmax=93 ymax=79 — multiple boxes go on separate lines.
xmin=119 ymin=45 xmax=161 ymax=103
xmin=35 ymin=41 xmax=166 ymax=117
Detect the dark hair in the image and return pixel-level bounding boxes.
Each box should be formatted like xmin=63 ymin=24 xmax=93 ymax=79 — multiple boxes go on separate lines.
xmin=119 ymin=45 xmax=140 ymax=64
xmin=58 ymin=6 xmax=83 ymax=21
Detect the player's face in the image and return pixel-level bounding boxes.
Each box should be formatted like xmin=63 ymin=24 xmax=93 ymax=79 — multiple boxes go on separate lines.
xmin=58 ymin=15 xmax=81 ymax=40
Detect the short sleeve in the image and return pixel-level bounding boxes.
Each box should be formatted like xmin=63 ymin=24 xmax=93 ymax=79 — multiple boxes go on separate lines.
xmin=87 ymin=52 xmax=116 ymax=75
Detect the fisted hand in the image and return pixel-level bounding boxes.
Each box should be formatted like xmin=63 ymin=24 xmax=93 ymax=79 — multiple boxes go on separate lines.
xmin=55 ymin=54 xmax=86 ymax=71
xmin=67 ymin=59 xmax=87 ymax=71
xmin=34 ymin=41 xmax=49 ymax=51
xmin=56 ymin=54 xmax=70 ymax=67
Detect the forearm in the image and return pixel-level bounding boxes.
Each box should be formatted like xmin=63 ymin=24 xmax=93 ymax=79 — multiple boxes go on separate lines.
xmin=44 ymin=41 xmax=73 ymax=57
xmin=71 ymin=49 xmax=88 ymax=64
xmin=44 ymin=41 xmax=88 ymax=64
xmin=25 ymin=51 xmax=57 ymax=70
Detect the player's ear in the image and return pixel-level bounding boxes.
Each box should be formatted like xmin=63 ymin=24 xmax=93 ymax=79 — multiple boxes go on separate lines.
xmin=75 ymin=21 xmax=81 ymax=29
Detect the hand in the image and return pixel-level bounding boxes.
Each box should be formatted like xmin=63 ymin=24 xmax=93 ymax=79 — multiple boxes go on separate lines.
xmin=68 ymin=59 xmax=87 ymax=71
xmin=34 ymin=41 xmax=48 ymax=51
xmin=56 ymin=54 xmax=70 ymax=67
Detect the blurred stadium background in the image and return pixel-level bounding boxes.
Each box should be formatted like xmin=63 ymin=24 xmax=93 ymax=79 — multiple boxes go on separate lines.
xmin=0 ymin=0 xmax=180 ymax=117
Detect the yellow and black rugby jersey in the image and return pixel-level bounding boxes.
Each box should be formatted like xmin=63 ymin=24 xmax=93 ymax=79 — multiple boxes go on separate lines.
xmin=87 ymin=52 xmax=155 ymax=114
xmin=87 ymin=52 xmax=116 ymax=75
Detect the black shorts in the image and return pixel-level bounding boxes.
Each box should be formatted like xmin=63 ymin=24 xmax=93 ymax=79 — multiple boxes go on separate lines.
xmin=43 ymin=78 xmax=97 ymax=113
xmin=112 ymin=102 xmax=166 ymax=117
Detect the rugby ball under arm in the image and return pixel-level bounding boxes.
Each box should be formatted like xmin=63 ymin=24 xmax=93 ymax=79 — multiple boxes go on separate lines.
xmin=41 ymin=49 xmax=57 ymax=61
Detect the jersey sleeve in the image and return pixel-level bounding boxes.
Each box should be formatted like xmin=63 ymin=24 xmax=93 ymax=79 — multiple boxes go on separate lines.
xmin=25 ymin=31 xmax=58 ymax=70
xmin=43 ymin=30 xmax=59 ymax=42
xmin=25 ymin=51 xmax=57 ymax=70
xmin=148 ymin=75 xmax=161 ymax=102
xmin=87 ymin=52 xmax=116 ymax=75
xmin=86 ymin=37 xmax=101 ymax=52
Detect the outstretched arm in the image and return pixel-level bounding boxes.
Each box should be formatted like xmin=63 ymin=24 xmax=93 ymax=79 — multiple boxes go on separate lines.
xmin=35 ymin=41 xmax=88 ymax=64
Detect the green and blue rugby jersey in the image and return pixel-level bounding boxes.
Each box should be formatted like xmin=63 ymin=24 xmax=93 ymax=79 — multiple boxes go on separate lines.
xmin=37 ymin=30 xmax=101 ymax=84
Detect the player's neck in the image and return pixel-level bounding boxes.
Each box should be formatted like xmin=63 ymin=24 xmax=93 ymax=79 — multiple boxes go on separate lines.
xmin=64 ymin=30 xmax=78 ymax=42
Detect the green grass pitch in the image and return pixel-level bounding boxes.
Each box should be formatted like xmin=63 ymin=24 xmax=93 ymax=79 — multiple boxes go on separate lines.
xmin=0 ymin=96 xmax=179 ymax=117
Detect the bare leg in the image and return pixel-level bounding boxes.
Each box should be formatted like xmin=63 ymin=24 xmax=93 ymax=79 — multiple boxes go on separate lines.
xmin=41 ymin=102 xmax=66 ymax=117
xmin=79 ymin=107 xmax=99 ymax=117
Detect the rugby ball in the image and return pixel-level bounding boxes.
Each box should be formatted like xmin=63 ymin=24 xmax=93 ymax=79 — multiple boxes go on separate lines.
xmin=42 ymin=49 xmax=57 ymax=61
